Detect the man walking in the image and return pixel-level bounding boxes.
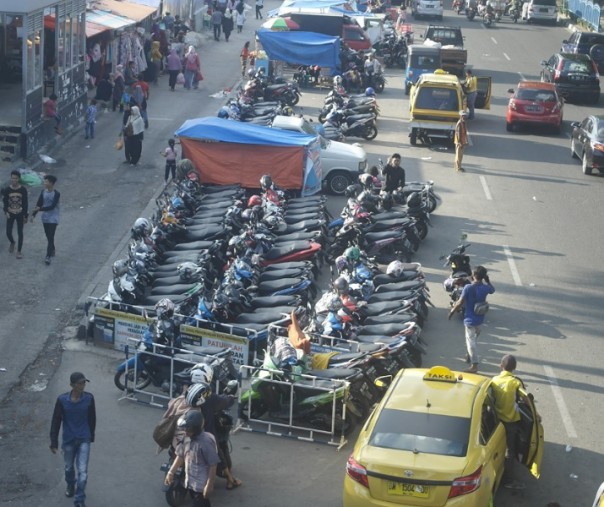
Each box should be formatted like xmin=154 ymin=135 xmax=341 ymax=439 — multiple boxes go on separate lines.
xmin=492 ymin=355 xmax=533 ymax=490
xmin=255 ymin=0 xmax=264 ymax=19
xmin=212 ymin=9 xmax=223 ymax=41
xmin=448 ymin=265 xmax=495 ymax=373
xmin=454 ymin=110 xmax=469 ymax=172
xmin=464 ymin=69 xmax=478 ymax=120
xmin=31 ymin=174 xmax=60 ymax=265
xmin=50 ymin=372 xmax=96 ymax=507
xmin=3 ymin=170 xmax=28 ymax=259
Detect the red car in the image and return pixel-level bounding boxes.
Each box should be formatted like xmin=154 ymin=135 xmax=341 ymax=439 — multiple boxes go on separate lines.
xmin=506 ymin=81 xmax=564 ymax=133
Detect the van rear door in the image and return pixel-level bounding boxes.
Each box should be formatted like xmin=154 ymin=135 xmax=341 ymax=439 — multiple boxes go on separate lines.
xmin=475 ymin=76 xmax=492 ymax=109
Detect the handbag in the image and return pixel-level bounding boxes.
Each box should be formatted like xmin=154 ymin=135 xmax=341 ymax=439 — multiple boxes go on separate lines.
xmin=472 ymin=285 xmax=489 ymax=315
xmin=124 ymin=122 xmax=134 ymax=137
xmin=114 ymin=137 xmax=124 ymax=150
xmin=195 ymin=70 xmax=204 ymax=82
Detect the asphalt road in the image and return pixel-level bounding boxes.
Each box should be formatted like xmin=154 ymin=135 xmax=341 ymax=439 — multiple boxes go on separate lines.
xmin=1 ymin=4 xmax=603 ymax=507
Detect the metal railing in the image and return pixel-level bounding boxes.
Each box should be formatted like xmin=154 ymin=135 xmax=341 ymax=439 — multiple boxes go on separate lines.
xmin=565 ymin=0 xmax=601 ymax=31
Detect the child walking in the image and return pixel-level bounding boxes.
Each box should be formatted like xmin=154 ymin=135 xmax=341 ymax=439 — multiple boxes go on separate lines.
xmin=161 ymin=138 xmax=178 ymax=184
xmin=85 ymin=99 xmax=97 ymax=140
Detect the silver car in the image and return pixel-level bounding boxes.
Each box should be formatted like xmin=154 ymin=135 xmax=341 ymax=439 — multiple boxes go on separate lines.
xmin=522 ymin=0 xmax=558 ymax=23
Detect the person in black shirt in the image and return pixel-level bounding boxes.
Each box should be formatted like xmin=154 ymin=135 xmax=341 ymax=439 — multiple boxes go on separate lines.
xmin=3 ymin=170 xmax=28 ymax=259
xmin=381 ymin=153 xmax=406 ymax=192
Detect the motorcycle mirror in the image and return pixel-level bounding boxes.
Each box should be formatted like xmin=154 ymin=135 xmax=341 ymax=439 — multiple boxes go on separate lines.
xmin=224 ymin=379 xmax=239 ymax=395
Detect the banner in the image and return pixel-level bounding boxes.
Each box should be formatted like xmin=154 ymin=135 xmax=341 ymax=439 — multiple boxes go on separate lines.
xmin=180 ymin=324 xmax=250 ymax=367
xmin=93 ymin=307 xmax=149 ymax=351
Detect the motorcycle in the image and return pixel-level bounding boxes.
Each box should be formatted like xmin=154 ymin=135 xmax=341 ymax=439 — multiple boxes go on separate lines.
xmin=323 ymin=110 xmax=378 ymax=141
xmin=453 ymin=0 xmax=465 ymax=13
xmin=441 ymin=242 xmax=472 ymax=309
xmin=466 ymin=4 xmax=477 ymax=19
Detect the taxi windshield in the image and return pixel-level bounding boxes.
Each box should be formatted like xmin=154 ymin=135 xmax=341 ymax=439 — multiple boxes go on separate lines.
xmin=415 ymin=88 xmax=459 ymax=111
xmin=368 ymin=409 xmax=470 ymax=457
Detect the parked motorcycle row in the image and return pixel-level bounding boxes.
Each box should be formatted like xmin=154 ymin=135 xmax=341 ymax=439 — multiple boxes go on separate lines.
xmin=238 ymin=172 xmax=443 ymax=435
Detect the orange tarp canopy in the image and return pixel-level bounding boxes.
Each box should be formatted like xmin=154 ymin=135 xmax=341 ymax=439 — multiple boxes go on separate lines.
xmin=180 ymin=139 xmax=305 ymax=189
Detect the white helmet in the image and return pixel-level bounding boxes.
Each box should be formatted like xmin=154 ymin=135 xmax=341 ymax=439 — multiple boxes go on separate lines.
xmin=334 ymin=75 xmax=343 ymax=85
xmin=189 ymin=362 xmax=214 ymax=384
xmin=386 ymin=260 xmax=405 ymax=277
xmin=186 ymin=382 xmax=211 ymax=407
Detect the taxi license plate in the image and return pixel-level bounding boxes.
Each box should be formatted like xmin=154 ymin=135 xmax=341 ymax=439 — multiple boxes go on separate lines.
xmin=387 ymin=482 xmax=430 ymax=498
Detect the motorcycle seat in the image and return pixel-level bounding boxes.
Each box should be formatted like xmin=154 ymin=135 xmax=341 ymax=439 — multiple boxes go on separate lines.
xmin=373 ymin=271 xmax=422 ymax=286
xmin=266 ymin=84 xmax=287 ymax=90
xmin=150 ymin=283 xmax=199 ymax=296
xmin=184 ymin=230 xmax=226 ymax=242
xmin=346 ymin=113 xmax=375 ymax=122
xmin=170 ymin=240 xmax=214 ymax=251
xmin=259 ymin=268 xmax=314 ymax=281
xmin=264 ymin=261 xmax=315 ymax=271
xmin=195 ymin=200 xmax=233 ymax=210
xmin=274 ymin=232 xmax=322 ymax=243
xmin=365 ymin=229 xmax=404 ymax=242
xmin=287 ymin=196 xmax=327 ymax=205
xmin=368 ymin=289 xmax=420 ymax=304
xmin=283 ymin=212 xmax=323 ymax=224
xmin=372 ymin=217 xmax=415 ymax=229
xmin=359 ymin=322 xmax=415 ymax=336
xmin=363 ymin=313 xmax=416 ymax=325
xmin=307 ymin=368 xmax=360 ymax=380
xmin=257 ymin=277 xmax=309 ymax=293
xmin=374 ymin=211 xmax=409 ymax=221
xmin=264 ymin=241 xmax=313 ymax=260
xmin=364 ymin=300 xmax=412 ymax=315
xmin=162 ymin=250 xmax=204 ymax=259
xmin=327 ymin=351 xmax=368 ymax=365
xmin=233 ymin=307 xmax=292 ymax=324
xmin=248 ymin=295 xmax=300 ymax=309
xmin=152 ymin=275 xmax=192 ymax=287
xmin=355 ymin=335 xmax=403 ymax=345
xmin=375 ymin=280 xmax=425 ymax=293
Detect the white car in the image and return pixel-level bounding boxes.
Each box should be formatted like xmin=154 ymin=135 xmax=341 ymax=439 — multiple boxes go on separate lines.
xmin=522 ymin=0 xmax=558 ymax=23
xmin=411 ymin=0 xmax=444 ymax=20
xmin=271 ymin=115 xmax=368 ymax=195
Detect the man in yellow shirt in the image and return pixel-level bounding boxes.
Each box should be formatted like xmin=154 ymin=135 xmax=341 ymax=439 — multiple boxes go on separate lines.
xmin=454 ymin=110 xmax=469 ymax=172
xmin=491 ymin=354 xmax=527 ymax=490
xmin=464 ymin=69 xmax=478 ymax=119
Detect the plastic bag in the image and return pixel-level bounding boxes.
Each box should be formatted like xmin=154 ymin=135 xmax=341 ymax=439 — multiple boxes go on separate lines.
xmin=176 ymin=72 xmax=185 ymax=85
xmin=115 ymin=137 xmax=124 ymax=150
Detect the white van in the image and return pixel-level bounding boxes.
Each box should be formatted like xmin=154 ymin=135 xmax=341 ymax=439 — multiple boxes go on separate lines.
xmin=271 ymin=115 xmax=368 ymax=195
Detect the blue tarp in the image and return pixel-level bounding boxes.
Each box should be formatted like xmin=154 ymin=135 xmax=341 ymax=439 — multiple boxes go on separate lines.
xmin=175 ymin=117 xmax=316 ymax=146
xmin=256 ymin=30 xmax=341 ymax=72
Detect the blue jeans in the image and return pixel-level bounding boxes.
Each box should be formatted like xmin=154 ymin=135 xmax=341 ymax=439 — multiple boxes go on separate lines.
xmin=63 ymin=440 xmax=91 ymax=505
xmin=184 ymin=69 xmax=196 ymax=89
xmin=467 ymin=91 xmax=477 ymax=119
xmin=85 ymin=122 xmax=95 ymax=139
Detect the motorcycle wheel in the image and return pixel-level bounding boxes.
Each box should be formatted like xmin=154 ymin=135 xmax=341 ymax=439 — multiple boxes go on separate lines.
xmin=114 ymin=367 xmax=151 ymax=391
xmin=287 ymin=92 xmax=300 ymax=107
xmin=427 ymin=194 xmax=438 ymax=213
xmin=318 ymin=111 xmax=328 ymax=123
xmin=409 ymin=348 xmax=423 ymax=368
xmin=410 ymin=128 xmax=418 ymax=145
xmin=375 ymin=81 xmax=385 ymax=93
xmin=165 ymin=483 xmax=188 ymax=507
xmin=415 ymin=220 xmax=428 ymax=241
xmin=363 ymin=125 xmax=378 ymax=140
xmin=238 ymin=399 xmax=268 ymax=420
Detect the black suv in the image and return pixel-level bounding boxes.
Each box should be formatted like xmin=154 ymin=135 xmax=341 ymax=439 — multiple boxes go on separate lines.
xmin=561 ymin=31 xmax=604 ymax=69
xmin=540 ymin=53 xmax=600 ymax=104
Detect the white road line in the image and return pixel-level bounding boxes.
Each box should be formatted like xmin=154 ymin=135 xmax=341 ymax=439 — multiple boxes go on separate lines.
xmin=479 ymin=175 xmax=493 ymax=200
xmin=503 ymin=52 xmax=511 ymax=61
xmin=543 ymin=365 xmax=578 ymax=439
xmin=491 ymin=37 xmax=498 ymax=44
xmin=503 ymin=245 xmax=522 ymax=286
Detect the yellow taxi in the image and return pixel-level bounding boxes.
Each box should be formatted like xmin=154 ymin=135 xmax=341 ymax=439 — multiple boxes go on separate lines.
xmin=343 ymin=366 xmax=543 ymax=507
xmin=593 ymin=482 xmax=604 ymax=507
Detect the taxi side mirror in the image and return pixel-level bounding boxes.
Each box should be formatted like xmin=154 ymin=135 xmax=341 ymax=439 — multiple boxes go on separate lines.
xmin=507 ymin=88 xmax=515 ymax=93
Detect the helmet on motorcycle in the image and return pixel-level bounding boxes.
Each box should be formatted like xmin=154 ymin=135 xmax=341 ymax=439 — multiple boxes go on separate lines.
xmin=260 ymin=174 xmax=273 ymax=190
xmin=359 ymin=173 xmax=374 ymax=190
xmin=333 ymin=276 xmax=349 ymax=295
xmin=335 ymin=255 xmax=349 ymax=273
xmin=186 ymin=381 xmax=211 ymax=407
xmin=112 ymin=258 xmax=129 ymax=277
xmin=177 ymin=409 xmax=204 ymax=435
xmin=171 ymin=196 xmax=186 ymax=211
xmin=344 ymin=246 xmax=361 ymax=262
xmin=131 ymin=217 xmax=152 ymax=239
xmin=265 ymin=214 xmax=286 ymax=232
xmin=357 ymin=190 xmax=376 ymax=210
xmin=380 ymin=192 xmax=394 ymax=211
xmin=325 ymin=293 xmax=343 ymax=312
xmin=345 ymin=184 xmax=361 ymax=198
xmin=386 ymin=260 xmax=405 ymax=277
xmin=392 ymin=188 xmax=406 ymax=205
xmin=247 ymin=68 xmax=255 ymax=78
xmin=177 ymin=261 xmax=199 ymax=281
xmin=406 ymin=191 xmax=422 ymax=208
xmin=217 ymin=107 xmax=230 ymax=119
xmin=333 ymin=75 xmax=343 ymax=85
xmin=282 ymin=106 xmax=294 ymax=117
xmin=365 ymin=87 xmax=375 ymax=97
xmin=155 ymin=298 xmax=175 ymax=320
xmin=247 ymin=195 xmax=262 ymax=208
xmin=241 ymin=208 xmax=259 ymax=223
xmin=189 ymin=362 xmax=214 ymax=385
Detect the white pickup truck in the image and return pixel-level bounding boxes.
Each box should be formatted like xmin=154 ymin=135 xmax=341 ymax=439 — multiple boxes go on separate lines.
xmin=271 ymin=115 xmax=368 ymax=195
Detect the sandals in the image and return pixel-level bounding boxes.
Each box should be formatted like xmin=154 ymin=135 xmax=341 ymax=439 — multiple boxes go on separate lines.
xmin=226 ymin=478 xmax=242 ymax=490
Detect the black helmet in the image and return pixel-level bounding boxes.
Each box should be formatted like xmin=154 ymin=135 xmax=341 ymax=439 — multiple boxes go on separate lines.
xmin=177 ymin=409 xmax=204 ymax=435
xmin=344 ymin=184 xmax=361 ymax=198
xmin=333 ymin=276 xmax=349 ymax=294
xmin=406 ymin=191 xmax=422 ymax=208
xmin=247 ymin=68 xmax=255 ymax=78
xmin=260 ymin=174 xmax=273 ymax=190
xmin=380 ymin=192 xmax=393 ymax=211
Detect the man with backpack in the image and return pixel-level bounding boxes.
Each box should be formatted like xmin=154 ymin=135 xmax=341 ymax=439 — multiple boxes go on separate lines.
xmin=447 ymin=265 xmax=495 ymax=373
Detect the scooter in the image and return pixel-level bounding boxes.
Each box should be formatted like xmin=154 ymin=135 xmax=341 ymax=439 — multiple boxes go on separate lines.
xmin=441 ymin=242 xmax=472 ymax=309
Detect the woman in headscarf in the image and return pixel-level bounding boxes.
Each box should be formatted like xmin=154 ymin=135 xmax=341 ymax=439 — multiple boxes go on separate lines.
xmin=150 ymin=40 xmax=163 ymax=84
xmin=124 ymin=106 xmax=145 ymax=166
xmin=222 ymin=9 xmax=234 ymax=42
xmin=112 ymin=64 xmax=125 ymax=112
xmin=166 ymin=49 xmax=182 ymax=91
xmin=183 ymin=45 xmax=201 ymax=90
xmin=131 ymin=84 xmax=149 ymax=129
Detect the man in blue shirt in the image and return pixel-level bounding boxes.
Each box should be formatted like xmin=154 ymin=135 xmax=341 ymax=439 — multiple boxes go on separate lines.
xmin=50 ymin=372 xmax=96 ymax=507
xmin=448 ymin=266 xmax=495 ymax=373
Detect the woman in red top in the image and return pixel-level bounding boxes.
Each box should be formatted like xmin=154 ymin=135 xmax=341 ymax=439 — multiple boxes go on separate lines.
xmin=240 ymin=41 xmax=250 ymax=77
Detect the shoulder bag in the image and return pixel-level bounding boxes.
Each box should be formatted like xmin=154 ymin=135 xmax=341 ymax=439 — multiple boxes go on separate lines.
xmin=472 ymin=285 xmax=489 ymax=316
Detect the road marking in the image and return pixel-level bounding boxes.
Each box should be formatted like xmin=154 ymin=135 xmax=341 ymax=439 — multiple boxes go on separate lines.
xmin=491 ymin=37 xmax=498 ymax=44
xmin=503 ymin=52 xmax=511 ymax=61
xmin=479 ymin=175 xmax=493 ymax=200
xmin=503 ymin=245 xmax=522 ymax=286
xmin=543 ymin=365 xmax=578 ymax=439
xmin=518 ymin=72 xmax=526 ymax=81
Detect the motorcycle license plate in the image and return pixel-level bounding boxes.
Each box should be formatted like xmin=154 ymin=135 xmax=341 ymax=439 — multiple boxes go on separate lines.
xmin=387 ymin=482 xmax=429 ymax=498
xmin=539 ymin=7 xmax=548 ymax=11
